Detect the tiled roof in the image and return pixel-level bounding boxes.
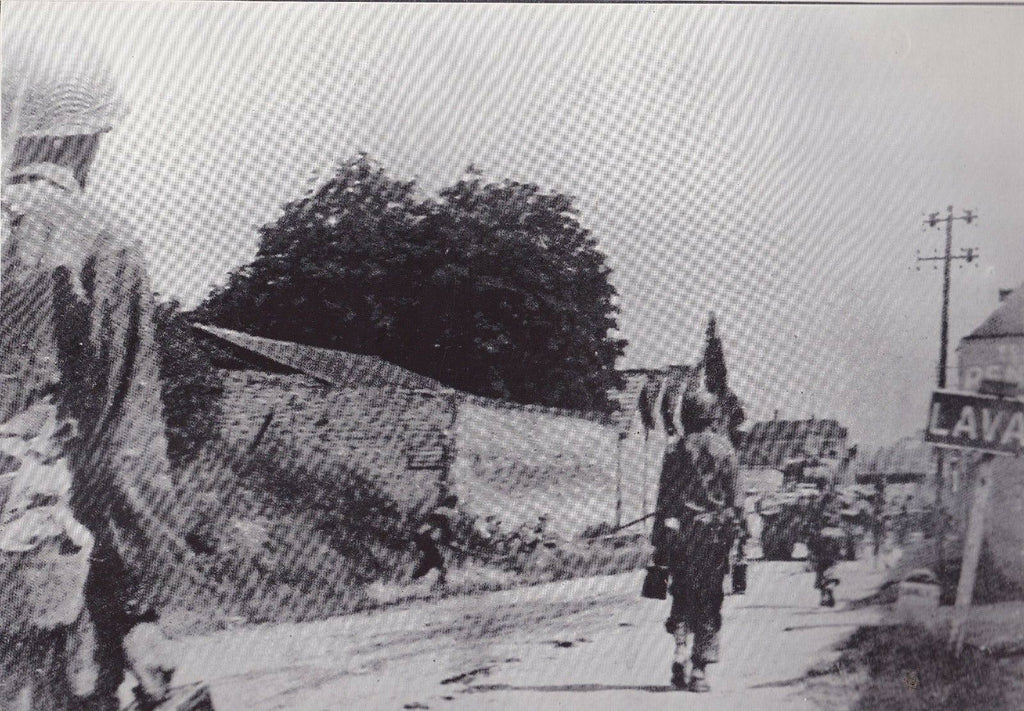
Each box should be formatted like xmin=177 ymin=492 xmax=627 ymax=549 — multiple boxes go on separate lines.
xmin=963 ymin=282 xmax=1024 ymax=340
xmin=194 ymin=325 xmax=447 ymax=391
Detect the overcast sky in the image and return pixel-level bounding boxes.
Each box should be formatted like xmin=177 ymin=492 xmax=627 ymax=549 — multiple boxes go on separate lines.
xmin=4 ymin=2 xmax=1023 ymax=448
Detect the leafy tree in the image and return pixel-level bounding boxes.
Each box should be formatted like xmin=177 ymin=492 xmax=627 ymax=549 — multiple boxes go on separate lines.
xmin=701 ymin=312 xmax=745 ymax=444
xmin=196 ymin=155 xmax=625 ymax=411
xmin=195 ymin=155 xmax=428 ymax=352
xmin=153 ymin=297 xmax=224 ymax=464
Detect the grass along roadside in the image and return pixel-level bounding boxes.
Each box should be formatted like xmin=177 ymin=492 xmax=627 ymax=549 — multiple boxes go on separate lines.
xmin=802 ymin=623 xmax=1024 ymax=710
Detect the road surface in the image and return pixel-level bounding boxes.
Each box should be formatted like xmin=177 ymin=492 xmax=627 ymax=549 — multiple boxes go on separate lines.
xmin=167 ymin=557 xmax=887 ymax=710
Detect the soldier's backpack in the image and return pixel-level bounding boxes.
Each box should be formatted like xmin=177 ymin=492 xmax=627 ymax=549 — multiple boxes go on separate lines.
xmin=0 ymin=401 xmax=93 ymax=632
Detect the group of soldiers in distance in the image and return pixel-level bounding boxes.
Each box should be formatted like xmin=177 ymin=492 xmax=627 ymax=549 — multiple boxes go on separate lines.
xmin=410 ymin=393 xmax=926 ymax=693
xmin=411 ymin=385 xmax=746 ymax=693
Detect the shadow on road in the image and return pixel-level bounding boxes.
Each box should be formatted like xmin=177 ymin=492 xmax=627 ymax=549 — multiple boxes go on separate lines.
xmin=734 ymin=604 xmax=806 ymax=610
xmin=462 ymin=682 xmax=680 ymax=694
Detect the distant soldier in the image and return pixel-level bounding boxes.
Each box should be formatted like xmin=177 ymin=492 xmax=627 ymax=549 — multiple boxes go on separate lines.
xmin=411 ymin=494 xmax=459 ymax=586
xmin=651 ymin=391 xmax=740 ymax=693
xmin=535 ymin=514 xmax=547 ymax=534
xmin=870 ymin=481 xmax=886 ymax=565
xmin=806 ymin=488 xmax=844 ymax=607
xmin=532 ymin=514 xmax=549 ymax=543
xmin=894 ymin=501 xmax=911 ymax=548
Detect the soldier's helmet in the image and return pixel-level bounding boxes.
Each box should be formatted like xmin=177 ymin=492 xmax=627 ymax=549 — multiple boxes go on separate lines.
xmin=3 ymin=29 xmax=127 ymax=161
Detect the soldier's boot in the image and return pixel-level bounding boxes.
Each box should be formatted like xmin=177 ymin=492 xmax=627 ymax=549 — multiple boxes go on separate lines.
xmin=670 ymin=626 xmax=692 ymax=689
xmin=689 ymin=665 xmax=710 ymax=693
xmin=670 ymin=662 xmax=688 ymax=690
xmin=689 ymin=627 xmax=717 ymax=692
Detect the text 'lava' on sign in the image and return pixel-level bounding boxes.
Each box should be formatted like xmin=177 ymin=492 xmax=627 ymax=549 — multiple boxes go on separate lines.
xmin=926 ymin=390 xmax=1024 ymax=456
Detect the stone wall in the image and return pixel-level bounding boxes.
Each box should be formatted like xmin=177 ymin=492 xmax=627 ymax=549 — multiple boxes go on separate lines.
xmin=215 ymin=370 xmax=454 ymax=512
xmin=213 ymin=369 xmax=652 ymax=539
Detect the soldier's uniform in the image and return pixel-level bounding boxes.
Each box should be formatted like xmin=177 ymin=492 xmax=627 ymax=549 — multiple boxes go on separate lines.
xmin=412 ymin=495 xmax=459 ymax=586
xmin=1 ymin=36 xmax=186 ymax=710
xmin=652 ymin=427 xmax=740 ymax=692
xmin=806 ymin=490 xmax=844 ymax=607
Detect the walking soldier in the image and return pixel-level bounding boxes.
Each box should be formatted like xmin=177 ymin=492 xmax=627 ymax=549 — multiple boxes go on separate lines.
xmin=806 ymin=488 xmax=844 ymax=607
xmin=650 ymin=391 xmax=740 ymax=693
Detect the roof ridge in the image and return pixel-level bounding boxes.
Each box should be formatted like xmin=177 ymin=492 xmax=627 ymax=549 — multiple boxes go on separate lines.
xmin=963 ymin=282 xmax=1024 ymax=340
xmin=194 ymin=324 xmax=447 ymax=391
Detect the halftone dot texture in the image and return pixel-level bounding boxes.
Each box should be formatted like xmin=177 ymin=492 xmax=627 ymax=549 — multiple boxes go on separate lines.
xmin=3 ymin=2 xmax=1024 ymax=707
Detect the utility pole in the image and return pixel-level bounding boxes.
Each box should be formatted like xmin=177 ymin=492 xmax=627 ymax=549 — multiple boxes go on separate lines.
xmin=917 ymin=206 xmax=979 ymax=580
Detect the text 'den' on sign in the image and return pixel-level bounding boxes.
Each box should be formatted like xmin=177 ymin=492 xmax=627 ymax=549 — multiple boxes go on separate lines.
xmin=925 ymin=390 xmax=1024 ymax=456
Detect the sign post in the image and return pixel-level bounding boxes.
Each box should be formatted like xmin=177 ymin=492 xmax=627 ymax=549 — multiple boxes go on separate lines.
xmin=947 ymin=456 xmax=994 ymax=655
xmin=925 ymin=389 xmax=1023 ymax=656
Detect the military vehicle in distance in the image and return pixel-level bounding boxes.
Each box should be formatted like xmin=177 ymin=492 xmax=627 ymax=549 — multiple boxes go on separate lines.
xmin=756 ymin=453 xmax=858 ymax=560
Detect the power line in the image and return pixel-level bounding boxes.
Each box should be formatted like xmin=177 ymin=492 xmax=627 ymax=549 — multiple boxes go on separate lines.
xmin=916 ymin=206 xmax=979 ymax=388
xmin=915 ymin=205 xmax=979 ymax=581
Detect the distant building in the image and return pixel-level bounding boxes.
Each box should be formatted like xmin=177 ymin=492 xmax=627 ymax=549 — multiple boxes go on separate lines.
xmin=740 ymin=417 xmax=849 ymax=468
xmin=958 ymin=282 xmax=1024 ymax=394
xmin=953 ymin=282 xmax=1024 ymax=597
xmin=856 ymin=435 xmax=932 ymax=485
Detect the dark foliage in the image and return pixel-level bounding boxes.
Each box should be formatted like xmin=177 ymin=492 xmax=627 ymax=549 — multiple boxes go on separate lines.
xmin=153 ymin=298 xmax=224 ymax=464
xmin=195 ymin=155 xmax=626 ymax=411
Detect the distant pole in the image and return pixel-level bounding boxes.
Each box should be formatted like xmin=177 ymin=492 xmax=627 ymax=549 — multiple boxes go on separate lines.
xmin=917 ymin=206 xmax=979 ymax=579
xmin=641 ymin=428 xmax=651 ymax=532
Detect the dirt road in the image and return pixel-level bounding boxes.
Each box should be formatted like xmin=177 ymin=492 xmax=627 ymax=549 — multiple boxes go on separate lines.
xmin=167 ymin=557 xmax=887 ymax=710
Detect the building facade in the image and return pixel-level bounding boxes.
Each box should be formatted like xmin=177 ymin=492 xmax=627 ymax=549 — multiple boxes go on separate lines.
xmin=954 ymin=283 xmax=1024 ymax=596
